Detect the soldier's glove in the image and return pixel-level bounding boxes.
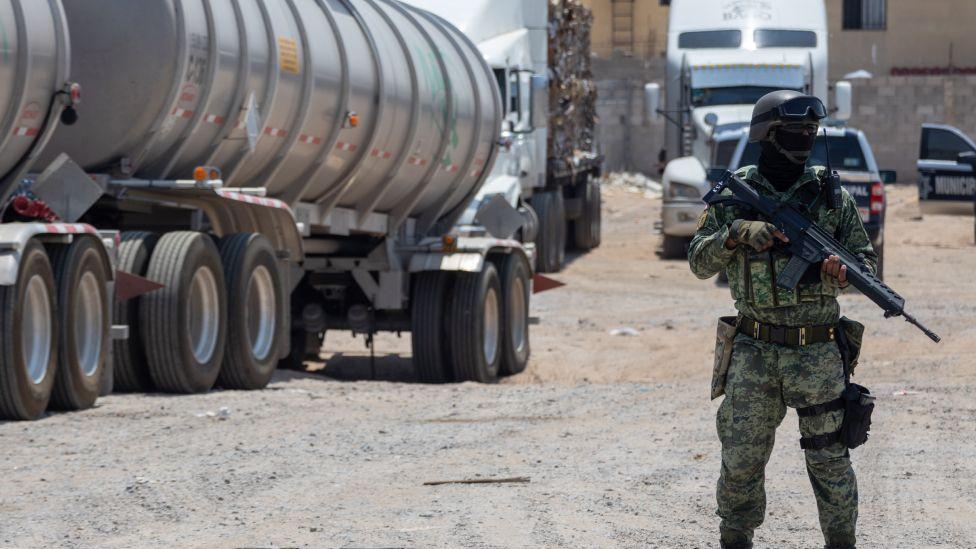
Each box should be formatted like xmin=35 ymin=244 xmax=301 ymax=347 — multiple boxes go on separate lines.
xmin=729 ymin=220 xmax=779 ymax=251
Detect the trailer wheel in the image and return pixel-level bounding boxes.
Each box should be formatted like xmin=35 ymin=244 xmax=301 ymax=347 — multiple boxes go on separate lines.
xmin=573 ymin=177 xmax=602 ymax=251
xmin=141 ymin=232 xmax=227 ymax=393
xmin=113 ymin=232 xmax=159 ymax=392
xmin=498 ymin=254 xmax=530 ymax=376
xmin=532 ymin=191 xmax=566 ymax=273
xmin=449 ymin=263 xmax=502 ymax=383
xmin=411 ymin=272 xmax=454 ymax=383
xmin=0 ymin=241 xmax=58 ymax=420
xmin=217 ymin=233 xmax=282 ymax=390
xmin=48 ymin=237 xmax=110 ymax=410
xmin=661 ymin=235 xmax=689 ymax=259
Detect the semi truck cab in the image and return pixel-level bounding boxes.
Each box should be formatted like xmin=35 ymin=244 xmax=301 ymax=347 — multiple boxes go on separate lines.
xmin=643 ymin=0 xmax=851 ymax=258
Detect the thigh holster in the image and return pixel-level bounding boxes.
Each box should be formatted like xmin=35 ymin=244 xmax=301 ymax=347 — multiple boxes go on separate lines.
xmin=796 ymin=318 xmax=875 ymax=451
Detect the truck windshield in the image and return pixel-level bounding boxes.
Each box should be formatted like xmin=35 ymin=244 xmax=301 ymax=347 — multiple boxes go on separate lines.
xmin=691 ymin=86 xmax=788 ymax=107
xmin=678 ymin=30 xmax=741 ymax=48
xmin=735 ymin=134 xmax=869 ymax=172
xmin=713 ymin=139 xmax=740 ymax=170
xmin=754 ymin=29 xmax=818 ymax=48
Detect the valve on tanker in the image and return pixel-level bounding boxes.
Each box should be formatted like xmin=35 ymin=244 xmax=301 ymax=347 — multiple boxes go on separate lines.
xmin=59 ymin=82 xmax=82 ymax=126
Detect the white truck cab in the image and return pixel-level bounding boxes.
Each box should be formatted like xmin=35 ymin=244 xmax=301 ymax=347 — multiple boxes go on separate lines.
xmin=644 ymin=0 xmax=852 ymax=257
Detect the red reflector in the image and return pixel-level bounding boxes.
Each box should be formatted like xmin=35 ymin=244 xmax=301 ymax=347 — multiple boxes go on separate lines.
xmin=70 ymin=83 xmax=82 ymax=104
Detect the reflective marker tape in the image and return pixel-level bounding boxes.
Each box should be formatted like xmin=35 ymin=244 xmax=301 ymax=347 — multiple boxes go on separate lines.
xmin=12 ymin=127 xmax=38 ymax=137
xmin=171 ymin=107 xmax=194 ymax=119
xmin=204 ymin=114 xmax=225 ymax=125
xmin=216 ymin=190 xmax=291 ymax=212
xmin=264 ymin=127 xmax=287 ymax=138
xmin=370 ymin=149 xmax=393 ymax=159
xmin=44 ymin=223 xmax=97 ymax=235
xmin=299 ymin=134 xmax=323 ymax=145
xmin=407 ymin=157 xmax=428 ymax=167
xmin=335 ymin=141 xmax=358 ymax=152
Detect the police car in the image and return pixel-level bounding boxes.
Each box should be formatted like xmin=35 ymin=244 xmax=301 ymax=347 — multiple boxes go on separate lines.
xmin=916 ymin=123 xmax=976 ymax=215
xmin=716 ymin=126 xmax=891 ymax=278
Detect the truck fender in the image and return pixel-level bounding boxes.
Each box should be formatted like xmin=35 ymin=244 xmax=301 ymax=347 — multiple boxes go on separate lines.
xmin=0 ymin=223 xmax=113 ymax=286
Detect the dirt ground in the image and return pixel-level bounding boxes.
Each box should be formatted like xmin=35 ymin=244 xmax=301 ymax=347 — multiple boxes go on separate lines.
xmin=1 ymin=182 xmax=974 ymax=548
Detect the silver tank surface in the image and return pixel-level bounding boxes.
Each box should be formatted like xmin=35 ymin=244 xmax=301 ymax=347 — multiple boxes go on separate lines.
xmin=44 ymin=0 xmax=500 ymax=232
xmin=0 ymin=0 xmax=70 ymax=183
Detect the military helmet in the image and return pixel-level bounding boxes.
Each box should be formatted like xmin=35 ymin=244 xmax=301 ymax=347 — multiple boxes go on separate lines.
xmin=748 ymin=90 xmax=827 ymax=142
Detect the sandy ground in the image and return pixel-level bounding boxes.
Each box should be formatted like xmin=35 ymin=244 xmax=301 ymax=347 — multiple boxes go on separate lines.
xmin=1 ymin=183 xmax=974 ymax=548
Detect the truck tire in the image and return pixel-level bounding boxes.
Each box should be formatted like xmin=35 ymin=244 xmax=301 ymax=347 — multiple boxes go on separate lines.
xmin=449 ymin=263 xmax=502 ymax=383
xmin=217 ymin=233 xmax=282 ymax=390
xmin=0 ymin=241 xmax=58 ymax=420
xmin=141 ymin=232 xmax=227 ymax=393
xmin=661 ymin=235 xmax=689 ymax=259
xmin=532 ymin=191 xmax=566 ymax=273
xmin=49 ymin=237 xmax=111 ymax=411
xmin=498 ymin=254 xmax=530 ymax=376
xmin=411 ymin=272 xmax=454 ymax=383
xmin=573 ymin=178 xmax=602 ymax=251
xmin=113 ymin=232 xmax=159 ymax=392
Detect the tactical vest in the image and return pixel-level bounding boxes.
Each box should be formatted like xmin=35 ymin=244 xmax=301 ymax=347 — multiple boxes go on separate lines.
xmin=725 ymin=166 xmax=843 ymax=309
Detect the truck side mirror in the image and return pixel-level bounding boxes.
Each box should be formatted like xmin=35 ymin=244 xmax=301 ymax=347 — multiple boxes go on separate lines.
xmin=529 ymin=74 xmax=548 ymax=131
xmin=644 ymin=83 xmax=660 ymax=124
xmin=834 ymin=81 xmax=852 ymax=121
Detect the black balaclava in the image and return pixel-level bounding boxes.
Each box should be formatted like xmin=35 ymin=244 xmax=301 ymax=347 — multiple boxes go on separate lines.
xmin=758 ymin=126 xmax=817 ymax=191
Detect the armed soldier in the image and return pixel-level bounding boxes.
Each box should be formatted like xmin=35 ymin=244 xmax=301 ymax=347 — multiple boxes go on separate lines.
xmin=689 ymin=91 xmax=877 ymax=549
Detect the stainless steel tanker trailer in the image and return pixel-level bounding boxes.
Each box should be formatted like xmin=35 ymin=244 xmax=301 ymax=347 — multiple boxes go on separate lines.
xmin=0 ymin=0 xmax=536 ymax=420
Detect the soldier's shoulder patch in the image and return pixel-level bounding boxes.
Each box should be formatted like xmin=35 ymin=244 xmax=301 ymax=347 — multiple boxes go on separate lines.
xmin=697 ymin=209 xmax=709 ymax=229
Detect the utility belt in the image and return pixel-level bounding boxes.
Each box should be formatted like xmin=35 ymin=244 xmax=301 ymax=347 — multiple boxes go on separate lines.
xmin=712 ymin=315 xmax=874 ymax=451
xmin=737 ymin=317 xmax=836 ymax=346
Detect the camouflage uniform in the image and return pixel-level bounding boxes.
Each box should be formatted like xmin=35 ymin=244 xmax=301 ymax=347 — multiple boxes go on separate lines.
xmin=689 ymin=165 xmax=877 ymax=547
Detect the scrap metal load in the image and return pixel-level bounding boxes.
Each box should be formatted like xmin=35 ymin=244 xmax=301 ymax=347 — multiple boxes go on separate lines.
xmin=547 ymin=0 xmax=599 ymax=175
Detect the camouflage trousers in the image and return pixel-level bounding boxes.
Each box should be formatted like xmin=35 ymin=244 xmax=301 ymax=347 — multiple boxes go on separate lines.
xmin=717 ymin=333 xmax=857 ymax=547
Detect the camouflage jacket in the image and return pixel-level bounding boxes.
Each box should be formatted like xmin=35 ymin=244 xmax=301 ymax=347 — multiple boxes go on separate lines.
xmin=688 ymin=165 xmax=877 ymax=327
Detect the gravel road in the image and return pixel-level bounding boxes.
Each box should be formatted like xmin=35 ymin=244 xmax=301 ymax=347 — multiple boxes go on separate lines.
xmin=1 ymin=182 xmax=974 ymax=548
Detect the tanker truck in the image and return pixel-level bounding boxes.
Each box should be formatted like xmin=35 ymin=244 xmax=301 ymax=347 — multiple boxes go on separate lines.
xmin=0 ymin=0 xmax=536 ymax=420
xmin=406 ymin=0 xmax=604 ymax=274
xmin=644 ymin=0 xmax=852 ymax=258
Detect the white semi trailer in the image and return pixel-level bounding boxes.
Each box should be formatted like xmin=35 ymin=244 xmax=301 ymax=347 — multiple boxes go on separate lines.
xmin=408 ymin=0 xmax=604 ymax=274
xmin=0 ymin=0 xmax=537 ymax=420
xmin=645 ymin=0 xmax=852 ymax=257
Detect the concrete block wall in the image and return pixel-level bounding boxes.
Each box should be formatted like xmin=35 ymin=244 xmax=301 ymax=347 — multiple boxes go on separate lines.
xmin=847 ymin=76 xmax=976 ymax=183
xmin=592 ymin=60 xmax=976 ymax=183
xmin=592 ymin=55 xmax=667 ymax=176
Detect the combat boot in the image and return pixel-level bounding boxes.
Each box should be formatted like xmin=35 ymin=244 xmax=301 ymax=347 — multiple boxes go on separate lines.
xmin=720 ymin=541 xmax=753 ymax=549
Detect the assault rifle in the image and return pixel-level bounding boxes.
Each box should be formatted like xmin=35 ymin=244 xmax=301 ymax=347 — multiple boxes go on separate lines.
xmin=704 ymin=171 xmax=941 ymax=343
